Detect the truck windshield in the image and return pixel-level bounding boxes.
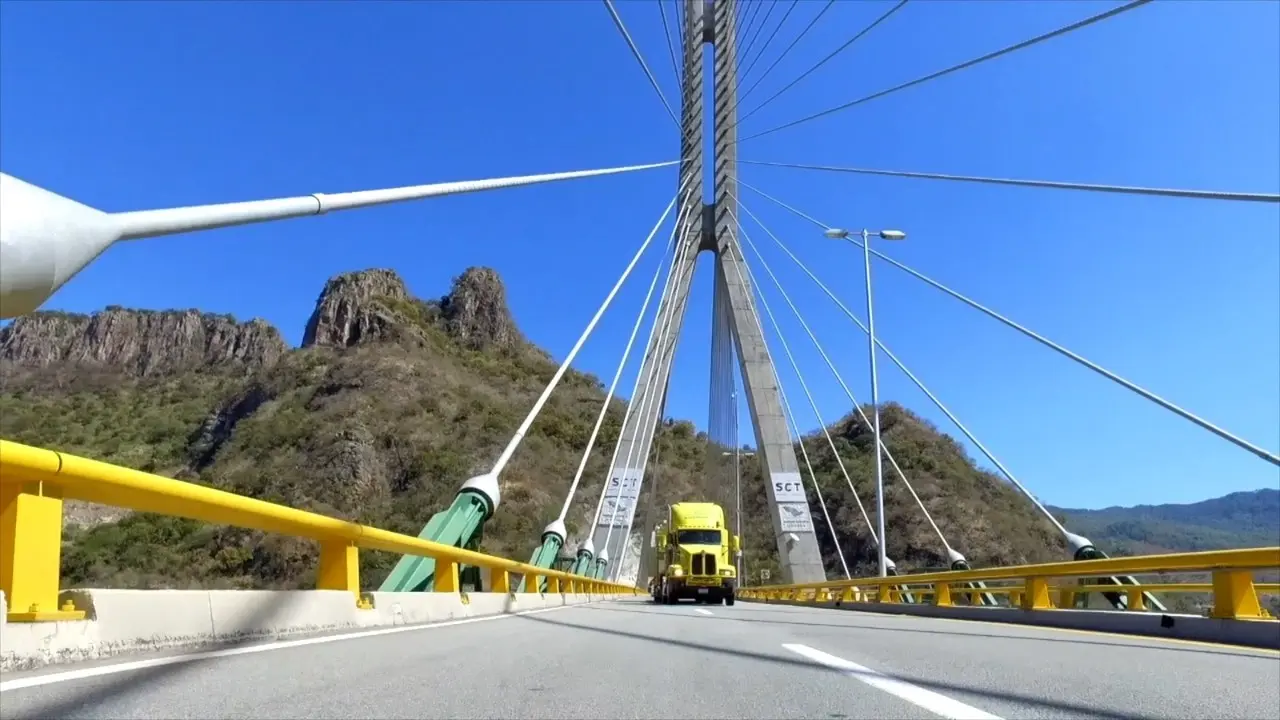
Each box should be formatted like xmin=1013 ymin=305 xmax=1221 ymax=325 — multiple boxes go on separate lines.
xmin=677 ymin=529 xmax=721 ymax=546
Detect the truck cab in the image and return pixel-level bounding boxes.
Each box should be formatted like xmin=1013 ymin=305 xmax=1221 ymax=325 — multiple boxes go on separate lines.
xmin=653 ymin=502 xmax=738 ymax=606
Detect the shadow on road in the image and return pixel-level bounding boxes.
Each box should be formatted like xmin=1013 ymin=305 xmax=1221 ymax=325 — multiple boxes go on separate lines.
xmin=517 ymin=605 xmax=1167 ymax=720
xmin=6 ymin=591 xmax=325 ymax=720
xmin=580 ymin=602 xmax=1275 ymax=660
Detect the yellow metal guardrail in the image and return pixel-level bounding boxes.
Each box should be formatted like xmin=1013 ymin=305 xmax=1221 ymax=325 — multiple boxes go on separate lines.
xmin=739 ymin=547 xmax=1280 ymax=621
xmin=0 ymin=440 xmax=638 ymax=622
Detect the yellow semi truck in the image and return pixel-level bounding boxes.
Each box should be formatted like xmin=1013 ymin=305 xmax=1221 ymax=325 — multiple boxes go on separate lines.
xmin=650 ymin=502 xmax=739 ymax=606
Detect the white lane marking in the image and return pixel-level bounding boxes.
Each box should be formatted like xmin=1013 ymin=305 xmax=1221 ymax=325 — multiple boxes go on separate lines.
xmin=694 ymin=608 xmax=714 ymax=616
xmin=783 ymin=643 xmax=1003 ymax=720
xmin=1 ymin=603 xmax=582 ymax=693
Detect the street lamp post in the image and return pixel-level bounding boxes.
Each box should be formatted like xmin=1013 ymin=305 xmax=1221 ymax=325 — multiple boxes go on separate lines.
xmin=722 ymin=397 xmax=755 ymax=585
xmin=824 ymin=227 xmax=906 ymax=578
xmin=733 ymin=388 xmax=743 ymax=581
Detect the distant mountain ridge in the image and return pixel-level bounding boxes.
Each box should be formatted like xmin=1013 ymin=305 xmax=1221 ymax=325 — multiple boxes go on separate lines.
xmin=1051 ymin=488 xmax=1279 ymax=556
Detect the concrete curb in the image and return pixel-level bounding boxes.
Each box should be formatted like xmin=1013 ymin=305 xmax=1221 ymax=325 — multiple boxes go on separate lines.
xmin=0 ymin=589 xmax=630 ymax=671
xmin=741 ymin=597 xmax=1280 ymax=650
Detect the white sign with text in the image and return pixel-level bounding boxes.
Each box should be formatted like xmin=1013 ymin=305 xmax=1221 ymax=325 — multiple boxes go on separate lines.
xmin=596 ymin=466 xmax=643 ymax=528
xmin=770 ymin=472 xmax=807 ymax=503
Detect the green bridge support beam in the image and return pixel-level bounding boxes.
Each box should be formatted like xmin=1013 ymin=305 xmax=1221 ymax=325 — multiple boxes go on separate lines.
xmin=517 ymin=520 xmax=566 ymax=592
xmin=379 ymin=475 xmax=497 ymax=592
xmin=591 ymin=553 xmax=609 ymax=581
xmin=1069 ymin=536 xmax=1166 ymax=612
xmin=570 ymin=544 xmax=594 ymax=577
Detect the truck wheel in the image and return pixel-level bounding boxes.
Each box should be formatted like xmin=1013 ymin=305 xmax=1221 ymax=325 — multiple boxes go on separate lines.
xmin=725 ymin=594 xmax=736 ymax=607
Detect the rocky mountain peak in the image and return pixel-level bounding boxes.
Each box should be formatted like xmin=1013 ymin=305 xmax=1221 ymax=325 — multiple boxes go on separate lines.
xmin=302 ymin=269 xmax=410 ymax=349
xmin=440 ymin=267 xmax=520 ymax=350
xmin=0 ymin=307 xmax=285 ymax=377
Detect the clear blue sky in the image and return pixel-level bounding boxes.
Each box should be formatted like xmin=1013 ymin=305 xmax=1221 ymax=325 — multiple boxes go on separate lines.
xmin=2 ymin=0 xmax=1277 ymax=511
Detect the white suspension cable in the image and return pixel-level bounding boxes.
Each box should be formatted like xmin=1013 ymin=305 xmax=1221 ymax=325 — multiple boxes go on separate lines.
xmin=488 ymin=194 xmax=679 ymax=477
xmin=733 ymin=225 xmax=877 ymax=547
xmin=741 ymin=181 xmax=1280 ymax=468
xmin=743 ymin=160 xmax=1280 ymax=204
xmin=742 ymin=0 xmax=1154 ymax=142
xmin=734 ymin=0 xmax=767 ymax=64
xmin=602 ymin=0 xmax=681 ymax=128
xmin=605 ymin=330 xmax=677 ymax=580
xmin=606 ymin=234 xmax=692 ymax=581
xmin=587 ymin=197 xmax=700 ymax=535
xmin=734 ymin=0 xmax=835 ymax=111
xmin=559 ymin=199 xmax=695 ymax=522
xmin=782 ymin=393 xmax=852 ymax=580
xmin=724 ymin=238 xmax=853 ymax=579
xmin=733 ymin=206 xmax=956 ymax=553
xmin=612 ymin=408 xmax=668 ymax=582
xmin=738 ymin=0 xmax=797 ymax=86
xmin=674 ymin=0 xmax=685 ymax=55
xmin=736 ymin=0 xmax=778 ymax=81
xmin=110 ymin=161 xmax=680 ymax=242
xmin=737 ymin=191 xmax=1077 ymax=540
xmin=738 ymin=0 xmax=908 ymax=126
xmin=597 ymin=197 xmax=700 ymax=559
xmin=604 ymin=200 xmax=699 ymax=581
xmin=657 ymin=0 xmax=681 ymax=85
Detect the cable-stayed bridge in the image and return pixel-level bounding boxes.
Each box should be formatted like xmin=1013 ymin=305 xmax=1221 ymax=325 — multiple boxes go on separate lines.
xmin=1 ymin=1 xmax=1278 ymax=718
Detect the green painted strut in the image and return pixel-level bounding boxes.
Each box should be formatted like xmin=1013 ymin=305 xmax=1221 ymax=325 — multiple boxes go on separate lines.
xmin=569 ymin=549 xmax=594 ymax=578
xmin=517 ymin=532 xmax=564 ymax=592
xmin=379 ymin=490 xmax=491 ymax=592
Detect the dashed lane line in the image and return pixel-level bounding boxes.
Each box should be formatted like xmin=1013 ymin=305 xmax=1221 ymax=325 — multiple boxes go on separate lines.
xmin=783 ymin=643 xmax=1003 ymax=720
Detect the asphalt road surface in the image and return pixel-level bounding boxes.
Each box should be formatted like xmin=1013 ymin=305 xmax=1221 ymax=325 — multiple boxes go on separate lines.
xmin=2 ymin=599 xmax=1278 ymax=719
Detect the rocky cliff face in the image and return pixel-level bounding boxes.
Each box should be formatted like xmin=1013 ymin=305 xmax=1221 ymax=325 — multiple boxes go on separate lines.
xmin=0 ymin=307 xmax=285 ymax=377
xmin=302 ymin=269 xmax=411 ymax=349
xmin=301 ymin=266 xmax=522 ymax=352
xmin=440 ymin=267 xmax=521 ymax=351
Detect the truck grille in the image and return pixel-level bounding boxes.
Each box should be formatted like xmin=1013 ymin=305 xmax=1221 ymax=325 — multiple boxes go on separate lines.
xmin=690 ymin=553 xmax=716 ymax=576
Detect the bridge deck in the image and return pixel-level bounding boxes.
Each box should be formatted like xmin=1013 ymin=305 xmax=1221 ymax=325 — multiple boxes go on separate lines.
xmin=2 ymin=600 xmax=1276 ymax=719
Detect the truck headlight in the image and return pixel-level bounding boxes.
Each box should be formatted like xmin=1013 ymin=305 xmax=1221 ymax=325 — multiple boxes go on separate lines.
xmin=720 ymin=569 xmax=734 ymax=576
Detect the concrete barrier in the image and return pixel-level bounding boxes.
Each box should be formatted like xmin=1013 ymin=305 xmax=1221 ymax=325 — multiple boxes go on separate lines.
xmin=742 ymin=596 xmax=1280 ymax=650
xmin=0 ymin=588 xmax=624 ymax=671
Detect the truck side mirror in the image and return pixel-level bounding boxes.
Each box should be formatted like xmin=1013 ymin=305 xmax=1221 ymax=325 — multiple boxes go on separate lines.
xmin=732 ymin=535 xmax=740 ymax=553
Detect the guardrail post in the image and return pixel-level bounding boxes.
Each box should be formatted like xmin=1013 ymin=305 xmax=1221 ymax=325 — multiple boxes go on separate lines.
xmin=1021 ymin=577 xmax=1053 ymax=610
xmin=876 ymin=584 xmax=899 ymax=604
xmin=435 ymin=559 xmax=460 ymax=593
xmin=932 ymin=582 xmax=953 ymax=607
xmin=526 ymin=573 xmax=541 ymax=593
xmin=1125 ymin=587 xmax=1146 ymax=611
xmin=0 ymin=481 xmax=84 ymax=622
xmin=317 ymin=541 xmax=360 ymax=599
xmin=1210 ymin=570 xmax=1263 ymax=619
xmin=547 ymin=576 xmax=561 ymax=595
xmin=491 ymin=569 xmax=511 ymax=594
